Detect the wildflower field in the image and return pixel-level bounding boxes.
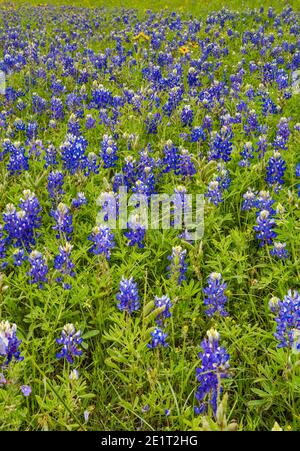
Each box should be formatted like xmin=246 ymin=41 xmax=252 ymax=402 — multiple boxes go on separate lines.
xmin=0 ymin=0 xmax=300 ymax=432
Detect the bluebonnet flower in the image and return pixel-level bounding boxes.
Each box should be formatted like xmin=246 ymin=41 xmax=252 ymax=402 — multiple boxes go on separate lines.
xmin=162 ymin=140 xmax=180 ymax=173
xmin=27 ymin=250 xmax=48 ymax=288
xmin=190 ymin=126 xmax=206 ymax=143
xmin=273 ymin=290 xmax=300 ymax=349
xmin=195 ymin=328 xmax=230 ymax=415
xmin=209 ymin=126 xmax=233 ymax=162
xmin=131 ymin=179 xmax=151 ymax=204
xmin=85 ymin=152 xmax=100 ymax=176
xmin=28 ymin=139 xmax=44 ymax=161
xmin=85 ymin=114 xmax=96 ymax=130
xmin=256 ymin=135 xmax=268 ymax=159
xmin=273 ymin=117 xmax=290 ymax=150
xmin=50 ymin=78 xmax=65 ymax=95
xmin=241 ymin=189 xmax=256 ymax=211
xmin=67 ymin=113 xmax=81 ymax=136
xmin=162 ymin=86 xmax=183 ymax=117
xmin=16 ymin=99 xmax=26 ymax=112
xmin=167 ymin=246 xmax=187 ymax=285
xmin=44 ymin=144 xmax=58 ymax=168
xmin=187 ymin=67 xmax=199 ymax=87
xmin=216 ymin=163 xmax=231 ymax=190
xmin=269 ymin=297 xmax=280 ymax=313
xmin=239 ymin=142 xmax=254 ymax=167
xmin=51 ymin=97 xmax=64 ymax=120
xmin=3 ymin=204 xmax=18 ymax=245
xmin=54 ymin=243 xmax=75 ymax=290
xmin=61 ymin=134 xmax=88 ymax=175
xmin=254 ymin=210 xmax=277 ymax=246
xmin=255 ymin=191 xmax=275 ymax=215
xmin=154 ymin=295 xmax=172 ymax=327
xmin=205 ymin=180 xmax=223 ymax=206
xmin=71 ymin=192 xmax=87 ymax=209
xmin=88 ymin=225 xmax=115 ymax=260
xmin=0 ymin=320 xmax=23 ymax=366
xmin=145 ymin=112 xmax=161 ymax=134
xmin=56 ymin=323 xmax=83 ymax=364
xmin=32 ymin=93 xmax=47 ymax=114
xmin=69 ymin=369 xmax=79 ymax=381
xmin=51 ymin=203 xmax=73 ymax=241
xmin=26 ymin=122 xmax=38 ymax=142
xmin=14 ymin=118 xmax=25 ymax=131
xmin=97 ymin=191 xmax=119 ymax=223
xmin=178 ymin=148 xmax=196 ymax=178
xmin=123 ymin=156 xmax=137 ymax=187
xmin=265 ymin=151 xmax=286 ymax=191
xmin=203 ymin=272 xmax=228 ymax=317
xmin=20 ymin=385 xmax=32 ymax=397
xmin=147 ymin=328 xmax=169 ymax=349
xmin=270 ymin=242 xmax=289 ymax=260
xmin=181 ymin=105 xmax=194 ymax=126
xmin=260 ymin=93 xmax=278 ymax=116
xmin=7 ymin=142 xmax=29 ymax=176
xmin=137 ymin=166 xmax=156 ymax=197
xmin=116 ymin=277 xmax=140 ymax=314
xmin=112 ymin=173 xmax=124 ymax=193
xmin=3 ymin=201 xmax=39 ymax=251
xmin=0 ymin=225 xmax=6 ymax=263
xmin=244 ymin=109 xmax=259 ymax=135
xmin=13 ymin=249 xmax=27 ymax=267
xmin=19 ymin=190 xmax=41 ymax=230
xmin=100 ymin=134 xmax=118 ymax=168
xmin=47 ymin=171 xmax=65 ymax=202
xmin=125 ymin=215 xmax=146 ymax=248
xmin=172 ymin=185 xmax=188 ymax=230
xmin=1 ymin=139 xmax=14 ymax=161
xmin=202 ymin=115 xmax=213 ymax=131
xmin=91 ymin=83 xmax=113 ymax=109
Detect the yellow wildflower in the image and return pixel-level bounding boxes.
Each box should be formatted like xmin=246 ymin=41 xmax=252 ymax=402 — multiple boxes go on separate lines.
xmin=179 ymin=46 xmax=189 ymax=55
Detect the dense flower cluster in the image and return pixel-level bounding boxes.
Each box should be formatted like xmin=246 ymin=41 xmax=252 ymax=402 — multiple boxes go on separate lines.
xmin=0 ymin=2 xmax=299 ymax=428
